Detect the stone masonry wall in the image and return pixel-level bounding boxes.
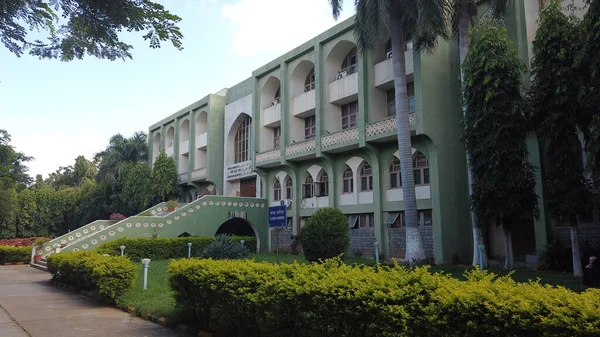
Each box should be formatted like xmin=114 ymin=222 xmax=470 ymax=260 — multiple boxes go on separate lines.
xmin=270 ymin=228 xmax=293 ymax=253
xmin=347 ymin=228 xmax=377 ymax=257
xmin=388 ymin=227 xmax=434 ymax=260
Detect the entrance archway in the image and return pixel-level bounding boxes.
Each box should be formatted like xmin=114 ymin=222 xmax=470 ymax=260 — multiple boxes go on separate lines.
xmin=215 ymin=218 xmax=260 ymax=253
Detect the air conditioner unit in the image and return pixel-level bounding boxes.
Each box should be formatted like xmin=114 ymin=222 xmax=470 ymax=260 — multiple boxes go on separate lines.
xmin=387 ymin=51 xmax=393 ymax=59
xmin=336 ymin=70 xmax=348 ymax=80
xmin=270 ymin=98 xmax=280 ymax=106
xmin=280 ymin=199 xmax=293 ymax=210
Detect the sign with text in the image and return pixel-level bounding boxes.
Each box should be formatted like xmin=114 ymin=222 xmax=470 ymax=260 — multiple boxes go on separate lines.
xmin=268 ymin=205 xmax=287 ymax=228
xmin=226 ymin=161 xmax=253 ymax=180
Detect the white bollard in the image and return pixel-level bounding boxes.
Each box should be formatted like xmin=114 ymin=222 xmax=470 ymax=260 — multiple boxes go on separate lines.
xmin=119 ymin=245 xmax=126 ymax=256
xmin=187 ymin=242 xmax=192 ymax=259
xmin=374 ymin=241 xmax=380 ymax=264
xmin=141 ymin=258 xmax=151 ymax=290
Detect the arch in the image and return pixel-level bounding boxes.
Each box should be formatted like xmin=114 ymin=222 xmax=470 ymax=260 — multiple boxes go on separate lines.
xmin=341 ymin=164 xmax=354 ymax=193
xmin=261 ymin=76 xmax=281 ymax=109
xmin=325 ymin=40 xmax=358 ymax=83
xmin=358 ymin=161 xmax=373 ymax=192
xmin=152 ymin=132 xmax=161 ymax=164
xmin=316 ymin=168 xmax=329 ymax=197
xmin=290 ymin=60 xmax=315 ymax=98
xmin=228 ymin=114 xmax=252 ymax=164
xmin=196 ymin=111 xmax=208 ymax=135
xmin=166 ymin=126 xmax=175 ymax=149
xmin=180 ymin=119 xmax=190 ymax=142
xmin=215 ymin=218 xmax=259 ymax=251
xmin=273 ymin=178 xmax=282 ymax=201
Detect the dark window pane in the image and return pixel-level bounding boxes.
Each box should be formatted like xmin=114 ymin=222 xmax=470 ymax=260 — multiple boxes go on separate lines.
xmin=414 ymin=170 xmax=421 ymax=185
xmin=424 ymin=168 xmax=430 ymax=184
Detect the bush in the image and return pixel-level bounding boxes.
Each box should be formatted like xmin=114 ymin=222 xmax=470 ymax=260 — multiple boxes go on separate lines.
xmin=167 ymin=200 xmax=178 ymax=208
xmin=168 ymin=258 xmax=600 ymax=337
xmin=0 ymin=246 xmax=30 ymax=264
xmin=301 ymin=208 xmax=349 ymax=262
xmin=47 ymin=251 xmax=136 ymax=300
xmin=201 ymin=235 xmax=248 ymax=260
xmin=95 ymin=236 xmax=256 ymax=260
xmin=0 ymin=237 xmax=49 ymax=247
xmin=139 ymin=210 xmax=152 ymax=216
xmin=109 ymin=213 xmax=126 ymax=221
xmin=34 ymin=237 xmax=51 ymax=246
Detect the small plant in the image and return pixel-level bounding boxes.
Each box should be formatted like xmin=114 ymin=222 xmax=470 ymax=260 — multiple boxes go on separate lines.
xmin=33 ymin=237 xmax=51 ymax=247
xmin=201 ymin=234 xmax=249 ymax=260
xmin=139 ymin=210 xmax=152 ymax=216
xmin=301 ymin=207 xmax=350 ymax=262
xmin=110 ymin=213 xmax=126 ymax=221
xmin=167 ymin=200 xmax=177 ymax=211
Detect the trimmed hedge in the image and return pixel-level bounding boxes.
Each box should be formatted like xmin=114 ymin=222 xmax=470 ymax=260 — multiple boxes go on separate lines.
xmin=168 ymin=258 xmax=600 ymax=337
xmin=95 ymin=236 xmax=256 ymax=261
xmin=0 ymin=246 xmax=31 ymax=264
xmin=47 ymin=251 xmax=137 ymax=300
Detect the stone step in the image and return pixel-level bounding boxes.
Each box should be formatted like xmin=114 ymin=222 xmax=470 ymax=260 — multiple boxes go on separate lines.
xmin=30 ymin=263 xmax=48 ymax=273
xmin=36 ymin=260 xmax=47 ymax=267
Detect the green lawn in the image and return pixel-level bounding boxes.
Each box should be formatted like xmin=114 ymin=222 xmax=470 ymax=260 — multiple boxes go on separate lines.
xmin=116 ymin=254 xmax=587 ymax=322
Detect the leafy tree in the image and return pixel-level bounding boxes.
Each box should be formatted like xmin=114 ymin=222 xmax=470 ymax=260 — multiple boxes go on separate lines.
xmin=73 ymin=155 xmax=96 ymax=186
xmin=1 ymin=0 xmax=183 ymax=61
xmin=152 ymin=150 xmax=180 ymax=202
xmin=451 ymin=0 xmax=511 ymax=266
xmin=301 ymin=207 xmax=350 ymax=262
xmin=528 ymin=2 xmax=591 ymax=277
xmin=329 ymin=0 xmax=449 ymax=263
xmin=119 ymin=162 xmax=154 ymax=215
xmin=14 ymin=188 xmax=36 ymax=238
xmin=462 ymin=22 xmax=539 ymax=269
xmin=95 ymin=132 xmax=148 ymax=183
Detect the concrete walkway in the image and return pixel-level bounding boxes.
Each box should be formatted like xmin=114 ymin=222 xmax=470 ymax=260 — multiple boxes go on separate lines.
xmin=0 ymin=266 xmax=181 ymax=337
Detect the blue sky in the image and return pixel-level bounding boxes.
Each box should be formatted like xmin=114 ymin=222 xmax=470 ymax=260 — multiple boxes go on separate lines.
xmin=0 ymin=0 xmax=353 ymax=179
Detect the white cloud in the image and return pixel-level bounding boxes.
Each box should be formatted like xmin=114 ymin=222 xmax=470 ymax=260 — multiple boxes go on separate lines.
xmin=221 ymin=0 xmax=354 ymax=57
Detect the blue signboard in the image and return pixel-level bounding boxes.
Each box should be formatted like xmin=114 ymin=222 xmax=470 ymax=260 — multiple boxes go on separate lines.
xmin=268 ymin=205 xmax=287 ymax=228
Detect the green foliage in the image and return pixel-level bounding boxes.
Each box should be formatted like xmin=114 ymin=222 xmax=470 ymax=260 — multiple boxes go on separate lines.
xmin=0 ymin=129 xmax=31 ymax=236
xmin=95 ymin=132 xmax=149 ymax=184
xmin=166 ymin=200 xmax=178 ymax=208
xmin=301 ymin=207 xmax=350 ymax=262
xmin=33 ymin=237 xmax=50 ymax=246
xmin=119 ymin=162 xmax=154 ymax=216
xmin=168 ymin=258 xmax=600 ymax=336
xmin=461 ymin=23 xmax=539 ymax=228
xmin=528 ymin=2 xmax=592 ymax=225
xmin=95 ymin=236 xmax=256 ymax=261
xmin=47 ymin=251 xmax=136 ymax=299
xmin=0 ymin=246 xmax=30 ymax=263
xmin=1 ymin=0 xmax=183 ymax=61
xmin=139 ymin=211 xmax=152 ymax=216
xmin=152 ymin=151 xmax=180 ymax=202
xmin=201 ymin=234 xmax=249 ymax=260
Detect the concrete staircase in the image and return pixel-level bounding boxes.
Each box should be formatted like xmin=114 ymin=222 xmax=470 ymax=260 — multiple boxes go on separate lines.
xmin=30 ymin=258 xmax=48 ymax=272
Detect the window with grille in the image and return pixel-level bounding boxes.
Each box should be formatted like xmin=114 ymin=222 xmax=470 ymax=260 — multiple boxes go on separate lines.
xmin=348 ymin=213 xmax=374 ymax=229
xmin=234 ymin=116 xmax=251 ymax=163
xmin=360 ymin=163 xmax=373 ymax=191
xmin=390 ymin=157 xmax=401 ymax=188
xmin=342 ymin=166 xmax=353 ymax=193
xmin=273 ymin=127 xmax=281 ymax=149
xmin=285 ymin=177 xmax=293 ymax=199
xmin=413 ymin=151 xmax=430 ymax=185
xmin=304 ymin=115 xmax=316 ymax=139
xmin=386 ymin=83 xmax=415 ymax=117
xmin=303 ymin=175 xmax=314 ymax=198
xmin=273 ymin=179 xmax=281 ymax=201
xmin=315 ymin=171 xmax=329 ymax=197
xmin=304 ymin=68 xmax=315 ymax=92
xmin=341 ymin=47 xmax=357 ymax=74
xmin=341 ymin=101 xmax=358 ymax=129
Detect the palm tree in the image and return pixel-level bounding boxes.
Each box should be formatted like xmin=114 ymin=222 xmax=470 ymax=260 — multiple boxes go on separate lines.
xmin=329 ymin=0 xmax=449 ymax=263
xmin=451 ymin=0 xmax=510 ymax=267
xmin=95 ymin=131 xmax=148 ymax=183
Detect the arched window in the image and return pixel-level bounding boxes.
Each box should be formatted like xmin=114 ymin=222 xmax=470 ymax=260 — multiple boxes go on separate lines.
xmin=413 ymin=152 xmax=430 ymax=186
xmin=303 ymin=175 xmax=314 ymax=198
xmin=234 ymin=116 xmax=251 ymax=163
xmin=360 ymin=163 xmax=373 ymax=191
xmin=390 ymin=157 xmax=401 ymax=189
xmin=304 ymin=68 xmax=315 ymax=92
xmin=342 ymin=166 xmax=353 ymax=193
xmin=316 ymin=171 xmax=329 ymax=197
xmin=285 ymin=177 xmax=293 ymax=199
xmin=341 ymin=47 xmax=357 ymax=74
xmin=274 ymin=87 xmax=281 ymax=103
xmin=273 ymin=179 xmax=281 ymax=201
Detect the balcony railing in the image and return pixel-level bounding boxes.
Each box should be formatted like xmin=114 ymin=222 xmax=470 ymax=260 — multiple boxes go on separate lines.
xmin=179 ymin=172 xmax=188 ymax=181
xmin=166 ymin=147 xmax=173 ymax=157
xmin=180 ymin=140 xmax=190 ymax=155
xmin=191 ymin=167 xmax=207 ymax=180
xmin=321 ymin=127 xmax=359 ymax=148
xmin=366 ymin=113 xmax=415 ymax=138
xmin=262 ymin=103 xmax=281 ymax=127
xmin=285 ymin=138 xmax=316 ymax=156
xmin=292 ymin=90 xmax=316 ymax=116
xmin=329 ymin=72 xmax=359 ymax=104
xmin=374 ymin=50 xmax=414 ymax=88
xmin=195 ymin=133 xmax=207 ymax=149
xmin=256 ymin=149 xmax=281 ymax=164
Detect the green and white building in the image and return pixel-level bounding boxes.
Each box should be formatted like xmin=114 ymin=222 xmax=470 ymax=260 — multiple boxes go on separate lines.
xmin=145 ymin=0 xmax=596 ymax=264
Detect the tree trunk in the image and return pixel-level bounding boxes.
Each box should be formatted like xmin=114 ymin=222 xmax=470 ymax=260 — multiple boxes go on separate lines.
xmin=458 ymin=4 xmax=487 ymax=268
xmin=503 ymin=224 xmax=513 ymax=269
xmin=390 ymin=2 xmax=425 ymax=263
xmin=571 ymin=225 xmax=583 ymax=277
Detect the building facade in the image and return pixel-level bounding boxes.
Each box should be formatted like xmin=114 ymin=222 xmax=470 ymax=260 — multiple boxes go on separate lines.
xmin=147 ymin=0 xmax=595 ymax=264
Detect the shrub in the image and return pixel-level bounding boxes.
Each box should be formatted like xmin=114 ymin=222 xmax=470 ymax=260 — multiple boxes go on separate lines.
xmin=301 ymin=207 xmax=349 ymax=262
xmin=167 ymin=200 xmax=178 ymax=208
xmin=109 ymin=213 xmax=126 ymax=221
xmin=47 ymin=251 xmax=136 ymax=300
xmin=139 ymin=210 xmax=152 ymax=216
xmin=95 ymin=236 xmax=256 ymax=260
xmin=168 ymin=258 xmax=600 ymax=337
xmin=0 ymin=246 xmax=31 ymax=264
xmin=0 ymin=237 xmax=49 ymax=247
xmin=201 ymin=234 xmax=248 ymax=260
xmin=34 ymin=237 xmax=51 ymax=247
